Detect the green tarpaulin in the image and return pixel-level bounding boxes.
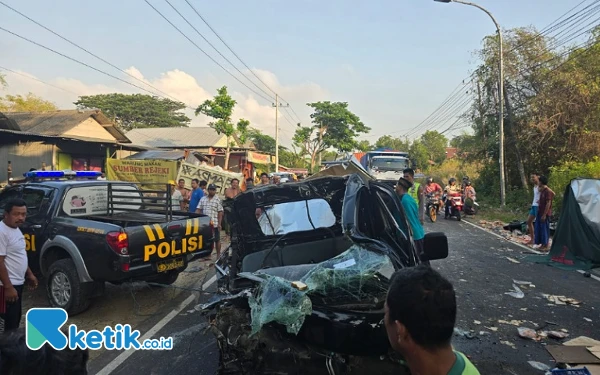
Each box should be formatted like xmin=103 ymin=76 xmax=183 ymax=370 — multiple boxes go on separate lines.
xmin=525 ymin=178 xmax=600 ymax=271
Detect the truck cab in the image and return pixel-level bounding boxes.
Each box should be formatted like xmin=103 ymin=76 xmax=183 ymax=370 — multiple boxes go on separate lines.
xmin=360 ymin=151 xmax=411 ymax=185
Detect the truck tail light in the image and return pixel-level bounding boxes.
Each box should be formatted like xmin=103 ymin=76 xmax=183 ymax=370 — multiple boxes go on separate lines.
xmin=107 ymin=231 xmax=129 ymax=255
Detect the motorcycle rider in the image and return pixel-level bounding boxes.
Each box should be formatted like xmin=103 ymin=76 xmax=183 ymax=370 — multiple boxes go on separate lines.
xmin=463 ymin=180 xmax=477 ymax=214
xmin=444 ymin=178 xmax=462 ymax=218
xmin=424 ymin=177 xmax=443 ymax=213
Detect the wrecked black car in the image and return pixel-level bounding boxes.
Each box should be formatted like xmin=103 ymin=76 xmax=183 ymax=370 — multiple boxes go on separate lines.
xmin=201 ymin=174 xmax=449 ymax=374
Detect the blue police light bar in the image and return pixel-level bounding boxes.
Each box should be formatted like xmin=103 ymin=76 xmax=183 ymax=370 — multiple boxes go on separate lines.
xmin=23 ymin=170 xmax=102 ymax=179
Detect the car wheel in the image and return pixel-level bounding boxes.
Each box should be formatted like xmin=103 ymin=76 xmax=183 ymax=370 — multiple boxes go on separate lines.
xmin=46 ymin=258 xmax=93 ymax=315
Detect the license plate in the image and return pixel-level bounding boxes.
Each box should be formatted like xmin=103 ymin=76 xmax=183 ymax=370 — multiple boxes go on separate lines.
xmin=157 ymin=257 xmax=184 ymax=273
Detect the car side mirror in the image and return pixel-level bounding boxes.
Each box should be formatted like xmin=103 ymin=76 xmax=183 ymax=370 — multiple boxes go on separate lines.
xmin=422 ymin=232 xmax=448 ymax=261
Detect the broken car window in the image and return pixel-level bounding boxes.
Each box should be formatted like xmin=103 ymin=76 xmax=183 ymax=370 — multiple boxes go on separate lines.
xmin=258 ymin=198 xmax=336 ymax=235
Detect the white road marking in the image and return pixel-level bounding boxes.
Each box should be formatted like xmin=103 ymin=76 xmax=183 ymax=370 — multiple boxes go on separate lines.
xmin=577 ymin=269 xmax=600 ymax=283
xmin=96 ymin=272 xmax=217 ymax=375
xmin=202 ymin=274 xmax=217 ymax=290
xmin=461 ymin=219 xmax=545 ymax=255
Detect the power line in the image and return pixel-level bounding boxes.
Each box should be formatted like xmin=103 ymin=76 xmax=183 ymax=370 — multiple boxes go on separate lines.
xmin=0 ymin=26 xmax=200 ymax=108
xmin=161 ymin=0 xmax=276 ymax=102
xmin=369 ymin=1 xmax=600 ymax=141
xmin=143 ymin=0 xmax=274 ymax=104
xmin=181 ymin=0 xmax=304 ymax=125
xmin=0 ymin=0 xmax=194 ymax=108
xmin=0 ymin=65 xmax=80 ymax=95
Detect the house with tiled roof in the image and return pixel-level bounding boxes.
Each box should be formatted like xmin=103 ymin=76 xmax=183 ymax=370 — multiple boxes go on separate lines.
xmin=0 ymin=109 xmax=144 ymax=183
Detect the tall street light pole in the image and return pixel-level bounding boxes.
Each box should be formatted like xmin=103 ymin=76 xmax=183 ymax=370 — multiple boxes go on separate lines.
xmin=434 ymin=0 xmax=506 ymax=206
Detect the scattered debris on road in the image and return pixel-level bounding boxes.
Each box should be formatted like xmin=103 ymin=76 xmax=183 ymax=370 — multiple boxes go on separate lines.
xmin=474 ymin=320 xmax=481 ymax=325
xmin=506 ymin=256 xmax=521 ymax=264
xmin=499 ymin=319 xmax=526 ymax=326
xmin=506 ymin=284 xmax=525 ymax=298
xmin=584 ymin=317 xmax=593 ymax=322
xmin=543 ymin=294 xmax=582 ymax=306
xmin=501 ymin=340 xmax=517 ymax=349
xmin=518 ymin=327 xmax=541 ymax=341
xmin=528 ymin=361 xmax=551 ymax=371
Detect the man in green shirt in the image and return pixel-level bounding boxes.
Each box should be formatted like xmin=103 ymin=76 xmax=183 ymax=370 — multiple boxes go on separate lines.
xmin=384 ymin=265 xmax=481 ymax=375
xmin=395 ymin=177 xmax=425 ymax=263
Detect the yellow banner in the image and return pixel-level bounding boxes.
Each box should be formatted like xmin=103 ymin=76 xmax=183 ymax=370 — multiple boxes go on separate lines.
xmin=177 ymin=162 xmax=243 ymax=196
xmin=106 ymin=158 xmax=178 ymax=187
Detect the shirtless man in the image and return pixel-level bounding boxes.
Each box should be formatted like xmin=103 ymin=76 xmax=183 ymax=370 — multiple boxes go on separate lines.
xmin=225 ymin=178 xmax=241 ymax=199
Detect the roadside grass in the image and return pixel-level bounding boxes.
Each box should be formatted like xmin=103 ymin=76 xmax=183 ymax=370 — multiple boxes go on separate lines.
xmin=466 ymin=194 xmax=530 ymax=224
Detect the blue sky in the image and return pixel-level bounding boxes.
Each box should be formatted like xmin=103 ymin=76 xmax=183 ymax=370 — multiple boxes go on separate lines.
xmin=0 ymin=0 xmax=580 ymax=146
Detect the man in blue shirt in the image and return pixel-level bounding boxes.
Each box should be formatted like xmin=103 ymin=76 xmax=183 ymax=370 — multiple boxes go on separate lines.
xmin=188 ymin=179 xmax=205 ymax=213
xmin=396 ymin=177 xmax=426 ymax=263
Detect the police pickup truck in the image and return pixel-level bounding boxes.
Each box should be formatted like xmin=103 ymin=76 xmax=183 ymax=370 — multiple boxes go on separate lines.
xmin=0 ymin=170 xmax=214 ymax=315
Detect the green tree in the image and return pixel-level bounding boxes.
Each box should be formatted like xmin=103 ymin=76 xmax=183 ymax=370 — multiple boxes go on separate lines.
xmin=0 ymin=73 xmax=6 ymax=88
xmin=195 ymin=86 xmax=250 ymax=170
xmin=279 ymin=146 xmax=307 ymax=169
xmin=295 ymin=101 xmax=370 ymax=171
xmin=419 ymin=130 xmax=448 ymax=165
xmin=375 ymin=135 xmax=409 ymax=151
xmin=248 ymin=128 xmax=276 ymax=154
xmin=409 ymin=140 xmax=430 ymax=172
xmin=356 ymin=140 xmax=371 ymax=152
xmin=74 ymin=93 xmax=190 ymax=131
xmin=0 ymin=93 xmax=57 ymax=112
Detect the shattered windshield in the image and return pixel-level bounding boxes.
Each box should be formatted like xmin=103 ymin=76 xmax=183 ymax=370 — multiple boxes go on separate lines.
xmin=247 ymin=244 xmax=394 ymax=335
xmin=371 ymin=157 xmax=409 ymax=171
xmin=258 ymin=198 xmax=337 ymax=235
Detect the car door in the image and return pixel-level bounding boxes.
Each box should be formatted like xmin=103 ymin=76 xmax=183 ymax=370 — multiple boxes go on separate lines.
xmin=20 ymin=186 xmax=56 ymax=273
xmin=369 ymin=181 xmax=419 ymax=267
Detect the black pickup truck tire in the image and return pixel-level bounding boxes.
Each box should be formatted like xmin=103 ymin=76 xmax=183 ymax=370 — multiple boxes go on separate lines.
xmin=46 ymin=258 xmax=93 ymax=315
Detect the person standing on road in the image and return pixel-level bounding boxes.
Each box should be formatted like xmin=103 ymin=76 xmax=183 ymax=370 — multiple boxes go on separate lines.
xmin=188 ymin=179 xmax=205 ymax=214
xmin=196 ymin=184 xmax=224 ymax=258
xmin=384 ymin=265 xmax=480 ymax=375
xmin=0 ymin=199 xmax=38 ymax=332
xmin=259 ymin=173 xmax=270 ymax=185
xmin=403 ymin=169 xmax=424 ymax=224
xmin=176 ymin=179 xmax=190 ymax=210
xmin=167 ymin=180 xmax=184 ymax=211
xmin=395 ymin=178 xmax=426 ymax=262
xmin=225 ymin=178 xmax=241 ymax=199
xmin=223 ymin=179 xmax=241 ymax=238
xmin=526 ymin=173 xmax=540 ymax=245
xmin=535 ymin=175 xmax=555 ymax=252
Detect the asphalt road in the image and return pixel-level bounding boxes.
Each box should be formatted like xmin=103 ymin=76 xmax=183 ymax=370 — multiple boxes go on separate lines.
xmin=89 ymin=218 xmax=600 ymax=375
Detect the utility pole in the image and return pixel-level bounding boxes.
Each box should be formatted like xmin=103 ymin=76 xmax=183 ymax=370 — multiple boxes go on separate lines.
xmin=272 ymin=95 xmax=289 ymax=173
xmin=434 ymin=0 xmax=506 ymax=206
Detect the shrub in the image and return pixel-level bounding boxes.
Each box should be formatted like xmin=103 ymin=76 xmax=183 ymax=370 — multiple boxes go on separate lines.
xmin=549 ymin=157 xmax=600 ymax=214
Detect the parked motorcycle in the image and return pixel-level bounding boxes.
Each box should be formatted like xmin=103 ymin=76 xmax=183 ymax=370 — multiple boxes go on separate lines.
xmin=464 ymin=197 xmax=479 ymax=215
xmin=426 ymin=193 xmax=441 ymax=223
xmin=444 ymin=192 xmax=463 ymax=221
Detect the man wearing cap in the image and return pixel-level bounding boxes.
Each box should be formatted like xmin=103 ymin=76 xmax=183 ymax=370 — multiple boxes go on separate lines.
xmin=196 ymin=184 xmax=224 ymax=258
xmin=168 ymin=180 xmax=184 ymax=211
xmin=396 ymin=177 xmax=426 ymax=263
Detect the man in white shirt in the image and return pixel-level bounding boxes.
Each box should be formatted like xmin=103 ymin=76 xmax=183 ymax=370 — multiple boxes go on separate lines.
xmin=196 ymin=184 xmax=224 ymax=258
xmin=527 ymin=173 xmax=540 ymax=245
xmin=0 ymin=198 xmax=38 ymax=331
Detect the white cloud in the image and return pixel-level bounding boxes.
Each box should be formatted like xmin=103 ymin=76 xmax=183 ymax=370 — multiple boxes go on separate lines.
xmin=0 ymin=67 xmax=329 ymax=146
